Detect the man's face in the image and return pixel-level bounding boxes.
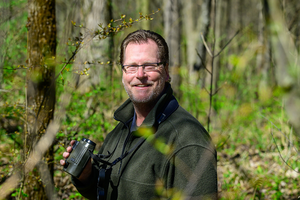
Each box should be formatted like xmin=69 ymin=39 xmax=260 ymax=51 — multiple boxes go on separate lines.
xmin=122 ymin=40 xmax=169 ymax=105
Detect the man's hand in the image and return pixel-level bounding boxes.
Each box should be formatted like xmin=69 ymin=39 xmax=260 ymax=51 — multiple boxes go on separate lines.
xmin=60 ymin=140 xmax=93 ymax=184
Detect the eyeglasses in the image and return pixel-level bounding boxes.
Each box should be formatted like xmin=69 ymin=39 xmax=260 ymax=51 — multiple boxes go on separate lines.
xmin=122 ymin=62 xmax=164 ymax=74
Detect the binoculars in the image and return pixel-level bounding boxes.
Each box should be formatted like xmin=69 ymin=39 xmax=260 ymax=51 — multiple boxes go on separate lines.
xmin=63 ymin=138 xmax=96 ymax=178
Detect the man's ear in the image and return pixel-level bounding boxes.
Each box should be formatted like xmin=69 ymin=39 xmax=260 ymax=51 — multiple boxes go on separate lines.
xmin=164 ymin=63 xmax=170 ymax=82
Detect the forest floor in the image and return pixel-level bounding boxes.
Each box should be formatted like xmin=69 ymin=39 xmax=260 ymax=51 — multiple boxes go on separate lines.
xmin=0 ymin=135 xmax=299 ymax=199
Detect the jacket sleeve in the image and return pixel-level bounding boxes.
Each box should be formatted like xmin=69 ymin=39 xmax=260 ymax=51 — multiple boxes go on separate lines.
xmin=71 ymin=163 xmax=99 ymax=200
xmin=163 ymin=145 xmax=218 ymax=200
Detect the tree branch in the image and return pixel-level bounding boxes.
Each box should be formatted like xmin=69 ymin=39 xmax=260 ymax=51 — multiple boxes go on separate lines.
xmin=200 ymin=34 xmax=213 ymax=57
xmin=215 ymin=30 xmax=240 ymax=58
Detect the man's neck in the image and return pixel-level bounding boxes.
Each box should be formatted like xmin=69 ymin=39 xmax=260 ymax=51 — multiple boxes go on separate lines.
xmin=132 ymin=85 xmax=167 ymax=126
xmin=133 ymin=102 xmax=155 ymax=127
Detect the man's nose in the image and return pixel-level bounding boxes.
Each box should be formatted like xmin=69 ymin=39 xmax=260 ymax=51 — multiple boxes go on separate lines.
xmin=136 ymin=66 xmax=146 ymax=78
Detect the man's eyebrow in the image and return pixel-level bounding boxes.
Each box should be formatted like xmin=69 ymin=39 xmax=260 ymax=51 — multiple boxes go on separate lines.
xmin=124 ymin=61 xmax=157 ymax=65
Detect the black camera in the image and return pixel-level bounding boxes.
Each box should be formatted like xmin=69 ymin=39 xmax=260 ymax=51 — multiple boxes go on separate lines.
xmin=63 ymin=138 xmax=96 ymax=178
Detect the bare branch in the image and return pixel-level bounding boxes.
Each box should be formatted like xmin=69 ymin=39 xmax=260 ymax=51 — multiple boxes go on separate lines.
xmin=212 ymin=82 xmax=227 ymax=96
xmin=195 ymin=49 xmax=211 ymax=75
xmin=215 ymin=30 xmax=240 ymax=58
xmin=204 ymin=87 xmax=210 ymax=95
xmin=200 ymin=34 xmax=213 ymax=57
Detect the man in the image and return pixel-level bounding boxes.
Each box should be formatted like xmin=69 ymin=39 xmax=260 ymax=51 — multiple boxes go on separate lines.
xmin=61 ymin=30 xmax=217 ymax=199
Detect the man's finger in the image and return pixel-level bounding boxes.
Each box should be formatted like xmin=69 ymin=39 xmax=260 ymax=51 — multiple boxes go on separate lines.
xmin=60 ymin=159 xmax=65 ymax=166
xmin=63 ymin=152 xmax=70 ymax=158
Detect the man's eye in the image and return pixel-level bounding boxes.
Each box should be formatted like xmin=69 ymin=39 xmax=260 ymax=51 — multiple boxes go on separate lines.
xmin=144 ymin=65 xmax=156 ymax=70
xmin=127 ymin=66 xmax=137 ymax=71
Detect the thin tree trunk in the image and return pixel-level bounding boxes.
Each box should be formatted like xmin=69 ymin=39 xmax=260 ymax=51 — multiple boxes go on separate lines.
xmin=237 ymin=0 xmax=243 ymax=51
xmin=257 ymin=0 xmax=272 ymax=103
xmin=164 ymin=0 xmax=181 ymax=97
xmin=225 ymin=0 xmax=233 ymax=71
xmin=107 ymin=0 xmax=114 ymax=83
xmin=195 ymin=0 xmax=211 ymax=89
xmin=213 ymin=0 xmax=222 ymax=95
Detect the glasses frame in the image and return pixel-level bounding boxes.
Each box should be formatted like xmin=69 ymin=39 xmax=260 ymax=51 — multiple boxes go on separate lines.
xmin=122 ymin=62 xmax=165 ymax=74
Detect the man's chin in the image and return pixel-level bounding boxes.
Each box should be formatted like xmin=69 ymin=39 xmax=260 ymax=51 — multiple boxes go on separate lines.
xmin=132 ymin=97 xmax=151 ymax=104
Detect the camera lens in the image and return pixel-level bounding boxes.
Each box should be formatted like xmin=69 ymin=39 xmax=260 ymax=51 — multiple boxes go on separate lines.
xmin=81 ymin=138 xmax=96 ymax=146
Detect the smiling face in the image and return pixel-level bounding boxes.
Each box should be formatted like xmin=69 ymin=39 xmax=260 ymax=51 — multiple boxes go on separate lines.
xmin=122 ymin=40 xmax=169 ymax=105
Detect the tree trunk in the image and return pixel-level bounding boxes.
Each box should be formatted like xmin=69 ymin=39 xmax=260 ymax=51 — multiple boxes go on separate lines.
xmin=164 ymin=0 xmax=182 ymax=97
xmin=225 ymin=0 xmax=233 ymax=71
xmin=194 ymin=0 xmax=212 ymax=89
xmin=75 ymin=0 xmax=111 ymax=93
xmin=184 ymin=0 xmax=201 ymax=85
xmin=137 ymin=0 xmax=150 ymax=30
xmin=0 ymin=0 xmax=11 ymax=89
xmin=213 ymin=0 xmax=222 ymax=95
xmin=263 ymin=0 xmax=300 ymax=136
xmin=107 ymin=0 xmax=114 ymax=83
xmin=237 ymin=0 xmax=244 ymax=52
xmin=25 ymin=0 xmax=56 ymax=198
xmin=257 ymin=0 xmax=272 ymax=103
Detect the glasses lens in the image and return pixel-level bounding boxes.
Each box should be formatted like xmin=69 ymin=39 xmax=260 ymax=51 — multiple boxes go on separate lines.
xmin=123 ymin=63 xmax=162 ymax=74
xmin=125 ymin=66 xmax=137 ymax=73
xmin=144 ymin=64 xmax=157 ymax=72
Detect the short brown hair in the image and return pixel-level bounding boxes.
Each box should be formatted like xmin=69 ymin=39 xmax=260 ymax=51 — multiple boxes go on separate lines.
xmin=120 ymin=30 xmax=169 ymax=66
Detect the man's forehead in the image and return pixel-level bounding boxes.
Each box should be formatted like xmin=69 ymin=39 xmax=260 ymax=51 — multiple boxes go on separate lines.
xmin=127 ymin=39 xmax=156 ymax=46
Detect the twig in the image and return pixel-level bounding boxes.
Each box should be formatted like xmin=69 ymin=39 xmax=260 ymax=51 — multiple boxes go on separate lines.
xmin=211 ymin=81 xmax=227 ymax=95
xmin=195 ymin=49 xmax=211 ymax=74
xmin=200 ymin=34 xmax=213 ymax=57
xmin=204 ymin=87 xmax=210 ymax=95
xmin=215 ymin=30 xmax=240 ymax=58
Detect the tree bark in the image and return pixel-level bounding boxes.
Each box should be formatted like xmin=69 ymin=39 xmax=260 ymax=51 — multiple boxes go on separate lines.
xmin=75 ymin=0 xmax=111 ymax=93
xmin=164 ymin=0 xmax=182 ymax=97
xmin=194 ymin=0 xmax=212 ymax=89
xmin=257 ymin=0 xmax=273 ymax=103
xmin=213 ymin=0 xmax=223 ymax=95
xmin=26 ymin=0 xmax=56 ymax=198
xmin=137 ymin=0 xmax=150 ymax=30
xmin=0 ymin=0 xmax=11 ymax=89
xmin=184 ymin=0 xmax=200 ymax=85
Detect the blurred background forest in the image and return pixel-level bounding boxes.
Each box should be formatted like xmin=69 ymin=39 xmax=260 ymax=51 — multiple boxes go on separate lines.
xmin=0 ymin=0 xmax=300 ymax=199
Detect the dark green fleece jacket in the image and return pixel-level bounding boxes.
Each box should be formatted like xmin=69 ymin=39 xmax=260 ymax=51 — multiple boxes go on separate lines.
xmin=72 ymin=84 xmax=217 ymax=199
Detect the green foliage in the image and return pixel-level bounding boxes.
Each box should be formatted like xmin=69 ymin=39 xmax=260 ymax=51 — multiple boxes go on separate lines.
xmin=69 ymin=192 xmax=83 ymax=199
xmin=0 ymin=1 xmax=299 ymax=198
xmin=58 ymin=86 xmax=120 ymax=142
xmin=11 ymin=188 xmax=28 ymax=198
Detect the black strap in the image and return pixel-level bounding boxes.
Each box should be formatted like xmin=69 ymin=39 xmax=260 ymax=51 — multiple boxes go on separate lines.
xmin=96 ymin=165 xmax=112 ymax=200
xmin=110 ymin=136 xmax=146 ymax=168
xmin=95 ymin=95 xmax=179 ymax=200
xmin=157 ymin=96 xmax=179 ymax=124
xmin=90 ymin=152 xmax=113 ymax=166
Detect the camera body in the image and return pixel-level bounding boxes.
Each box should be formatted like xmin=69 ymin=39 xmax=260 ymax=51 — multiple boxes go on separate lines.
xmin=63 ymin=138 xmax=96 ymax=178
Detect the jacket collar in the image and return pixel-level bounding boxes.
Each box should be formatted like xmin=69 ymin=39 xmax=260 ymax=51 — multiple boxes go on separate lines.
xmin=113 ymin=83 xmax=174 ymax=127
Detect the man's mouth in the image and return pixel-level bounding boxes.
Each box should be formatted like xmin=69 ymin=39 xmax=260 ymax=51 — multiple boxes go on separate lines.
xmin=135 ymin=84 xmax=151 ymax=87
